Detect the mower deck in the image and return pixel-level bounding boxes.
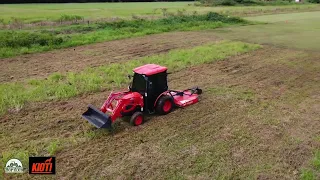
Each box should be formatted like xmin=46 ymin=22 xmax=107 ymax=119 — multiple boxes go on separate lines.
xmin=170 ymin=91 xmax=199 ymax=107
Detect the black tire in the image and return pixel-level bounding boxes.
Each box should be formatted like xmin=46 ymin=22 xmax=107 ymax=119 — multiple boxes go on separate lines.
xmin=130 ymin=112 xmax=144 ymax=126
xmin=196 ymin=88 xmax=202 ymax=95
xmin=156 ymin=95 xmax=174 ymax=115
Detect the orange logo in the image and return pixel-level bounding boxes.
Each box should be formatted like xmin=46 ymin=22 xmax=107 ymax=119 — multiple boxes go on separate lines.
xmin=29 ymin=157 xmax=55 ymax=175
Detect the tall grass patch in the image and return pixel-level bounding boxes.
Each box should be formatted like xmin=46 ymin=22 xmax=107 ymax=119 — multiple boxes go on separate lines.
xmin=0 ymin=12 xmax=248 ymax=58
xmin=0 ymin=41 xmax=261 ymax=114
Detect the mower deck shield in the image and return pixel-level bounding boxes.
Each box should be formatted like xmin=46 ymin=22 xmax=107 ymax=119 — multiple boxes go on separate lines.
xmin=171 ymin=91 xmax=199 ymax=107
xmin=82 ymin=104 xmax=112 ymax=129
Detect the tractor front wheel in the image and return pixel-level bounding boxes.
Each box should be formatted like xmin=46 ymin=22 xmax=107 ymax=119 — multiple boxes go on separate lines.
xmin=156 ymin=95 xmax=174 ymax=115
xmin=130 ymin=112 xmax=144 ymax=126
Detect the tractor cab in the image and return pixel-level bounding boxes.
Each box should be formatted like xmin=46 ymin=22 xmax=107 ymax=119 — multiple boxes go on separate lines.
xmin=129 ymin=64 xmax=169 ymax=113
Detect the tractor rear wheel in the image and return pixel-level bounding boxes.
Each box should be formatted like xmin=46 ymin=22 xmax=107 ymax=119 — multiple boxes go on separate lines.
xmin=156 ymin=95 xmax=174 ymax=115
xmin=130 ymin=112 xmax=144 ymax=126
xmin=196 ymin=88 xmax=202 ymax=95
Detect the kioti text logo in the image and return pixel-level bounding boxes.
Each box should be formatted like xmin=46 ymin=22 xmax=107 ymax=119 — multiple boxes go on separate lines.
xmin=29 ymin=157 xmax=56 ymax=175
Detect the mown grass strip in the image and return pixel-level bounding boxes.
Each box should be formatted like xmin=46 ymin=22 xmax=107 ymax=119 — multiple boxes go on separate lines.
xmin=198 ymin=0 xmax=316 ymax=6
xmin=0 ymin=41 xmax=261 ymax=115
xmin=0 ymin=12 xmax=249 ymax=58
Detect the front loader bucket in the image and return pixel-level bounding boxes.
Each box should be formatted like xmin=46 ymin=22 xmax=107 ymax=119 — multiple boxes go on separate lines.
xmin=82 ymin=104 xmax=112 ymax=129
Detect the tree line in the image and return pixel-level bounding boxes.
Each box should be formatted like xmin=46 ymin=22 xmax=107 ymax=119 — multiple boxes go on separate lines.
xmin=0 ymin=0 xmax=194 ymax=3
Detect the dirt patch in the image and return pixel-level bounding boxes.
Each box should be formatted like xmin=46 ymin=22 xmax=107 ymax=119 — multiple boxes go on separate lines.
xmin=0 ymin=31 xmax=221 ymax=83
xmin=1 ymin=46 xmax=320 ymax=179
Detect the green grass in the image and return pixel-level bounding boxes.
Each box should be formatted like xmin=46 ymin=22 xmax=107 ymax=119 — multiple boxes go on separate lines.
xmin=47 ymin=140 xmax=62 ymax=156
xmin=84 ymin=129 xmax=110 ymax=139
xmin=1 ymin=150 xmax=29 ymax=175
xmin=0 ymin=12 xmax=247 ymax=58
xmin=301 ymin=169 xmax=316 ymax=180
xmin=0 ymin=2 xmax=193 ymax=23
xmin=0 ymin=2 xmax=318 ymax=23
xmin=312 ymin=151 xmax=320 ymax=170
xmin=245 ymin=10 xmax=320 ymax=22
xmin=213 ymin=11 xmax=320 ymax=51
xmin=0 ymin=41 xmax=261 ymax=115
xmin=300 ymin=150 xmax=320 ymax=180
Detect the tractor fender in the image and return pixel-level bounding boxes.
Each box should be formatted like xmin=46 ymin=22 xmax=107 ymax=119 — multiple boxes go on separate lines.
xmin=153 ymin=91 xmax=171 ymax=107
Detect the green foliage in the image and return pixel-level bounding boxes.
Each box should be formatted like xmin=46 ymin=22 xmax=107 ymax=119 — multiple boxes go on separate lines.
xmin=0 ymin=19 xmax=5 ymax=25
xmin=0 ymin=12 xmax=247 ymax=58
xmin=307 ymin=0 xmax=320 ymax=3
xmin=49 ymin=73 xmax=65 ymax=82
xmin=0 ymin=83 xmax=27 ymax=113
xmin=92 ymin=12 xmax=245 ymax=30
xmin=58 ymin=14 xmax=84 ymax=22
xmin=0 ymin=31 xmax=63 ymax=48
xmin=0 ymin=41 xmax=261 ymax=114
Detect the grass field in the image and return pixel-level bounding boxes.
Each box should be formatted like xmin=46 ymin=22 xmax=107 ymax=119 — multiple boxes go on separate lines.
xmin=0 ymin=2 xmax=319 ymax=23
xmin=0 ymin=2 xmax=194 ymax=23
xmin=214 ymin=11 xmax=320 ymax=51
xmin=0 ymin=12 xmax=248 ymax=58
xmin=0 ymin=3 xmax=320 ymax=180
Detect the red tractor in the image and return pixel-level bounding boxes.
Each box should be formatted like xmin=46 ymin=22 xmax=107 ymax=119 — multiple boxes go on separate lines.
xmin=82 ymin=64 xmax=202 ymax=128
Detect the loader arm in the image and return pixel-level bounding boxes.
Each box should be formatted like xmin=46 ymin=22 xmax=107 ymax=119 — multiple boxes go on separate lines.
xmin=100 ymin=91 xmax=131 ymax=122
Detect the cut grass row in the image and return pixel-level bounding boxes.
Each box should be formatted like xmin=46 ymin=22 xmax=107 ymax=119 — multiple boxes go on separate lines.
xmin=0 ymin=41 xmax=261 ymax=115
xmin=0 ymin=12 xmax=249 ymax=58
